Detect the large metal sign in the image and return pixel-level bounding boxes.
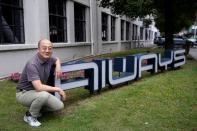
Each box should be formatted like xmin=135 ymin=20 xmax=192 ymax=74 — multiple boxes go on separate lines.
xmin=55 ymin=49 xmax=185 ymax=98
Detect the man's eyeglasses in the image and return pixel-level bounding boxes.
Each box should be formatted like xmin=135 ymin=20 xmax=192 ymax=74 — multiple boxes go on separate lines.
xmin=40 ymin=46 xmax=53 ymax=51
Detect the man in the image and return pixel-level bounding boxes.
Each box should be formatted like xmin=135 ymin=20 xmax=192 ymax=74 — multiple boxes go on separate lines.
xmin=16 ymin=39 xmax=66 ymax=127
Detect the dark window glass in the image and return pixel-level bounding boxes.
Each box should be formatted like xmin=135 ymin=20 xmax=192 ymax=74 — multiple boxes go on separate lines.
xmin=132 ymin=24 xmax=135 ymax=40
xmin=49 ymin=0 xmax=67 ymax=42
xmin=149 ymin=30 xmax=151 ymax=39
xmin=191 ymin=29 xmax=197 ymax=34
xmin=126 ymin=21 xmax=130 ymax=40
xmin=0 ymin=0 xmax=25 ymax=44
xmin=121 ymin=20 xmax=124 ymax=40
xmin=140 ymin=27 xmax=143 ymax=40
xmin=102 ymin=13 xmax=108 ymax=41
xmin=154 ymin=32 xmax=158 ymax=38
xmin=135 ymin=25 xmax=138 ymax=40
xmin=111 ymin=16 xmax=115 ymax=41
xmin=145 ymin=29 xmax=148 ymax=40
xmin=132 ymin=24 xmax=138 ymax=40
xmin=74 ymin=3 xmax=86 ymax=42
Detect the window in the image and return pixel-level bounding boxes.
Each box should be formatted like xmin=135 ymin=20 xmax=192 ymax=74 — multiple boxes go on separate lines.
xmin=126 ymin=21 xmax=130 ymax=40
xmin=74 ymin=3 xmax=86 ymax=42
xmin=121 ymin=20 xmax=124 ymax=41
xmin=111 ymin=16 xmax=116 ymax=41
xmin=192 ymin=29 xmax=197 ymax=35
xmin=149 ymin=30 xmax=151 ymax=40
xmin=0 ymin=0 xmax=24 ymax=44
xmin=140 ymin=27 xmax=143 ymax=40
xmin=145 ymin=29 xmax=148 ymax=40
xmin=49 ymin=0 xmax=67 ymax=42
xmin=154 ymin=32 xmax=158 ymax=38
xmin=102 ymin=13 xmax=108 ymax=41
xmin=132 ymin=24 xmax=138 ymax=40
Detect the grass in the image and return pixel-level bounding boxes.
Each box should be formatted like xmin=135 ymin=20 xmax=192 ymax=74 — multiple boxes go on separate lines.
xmin=0 ymin=48 xmax=197 ymax=131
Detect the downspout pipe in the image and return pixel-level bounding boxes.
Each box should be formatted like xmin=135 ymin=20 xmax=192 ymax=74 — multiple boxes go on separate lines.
xmin=90 ymin=0 xmax=94 ymax=55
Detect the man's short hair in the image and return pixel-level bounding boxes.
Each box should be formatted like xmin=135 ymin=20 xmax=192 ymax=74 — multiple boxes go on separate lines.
xmin=37 ymin=39 xmax=52 ymax=48
xmin=38 ymin=39 xmax=42 ymax=48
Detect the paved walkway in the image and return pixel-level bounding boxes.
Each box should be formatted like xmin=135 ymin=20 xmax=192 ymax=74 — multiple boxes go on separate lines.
xmin=189 ymin=48 xmax=197 ymax=61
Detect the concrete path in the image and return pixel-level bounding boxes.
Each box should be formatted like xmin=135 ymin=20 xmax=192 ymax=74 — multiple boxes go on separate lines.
xmin=189 ymin=48 xmax=197 ymax=61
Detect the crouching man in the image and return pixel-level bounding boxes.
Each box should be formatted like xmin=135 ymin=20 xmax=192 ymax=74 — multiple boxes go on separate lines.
xmin=16 ymin=39 xmax=66 ymax=127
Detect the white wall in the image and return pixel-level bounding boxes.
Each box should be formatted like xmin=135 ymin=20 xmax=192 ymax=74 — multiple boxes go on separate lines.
xmin=0 ymin=0 xmax=157 ymax=78
xmin=23 ymin=0 xmax=49 ymax=44
xmin=0 ymin=44 xmax=91 ymax=77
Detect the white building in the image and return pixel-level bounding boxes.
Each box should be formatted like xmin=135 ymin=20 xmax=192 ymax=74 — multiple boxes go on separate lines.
xmin=0 ymin=0 xmax=159 ymax=78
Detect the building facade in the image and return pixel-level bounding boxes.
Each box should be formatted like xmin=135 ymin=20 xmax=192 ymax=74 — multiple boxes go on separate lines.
xmin=0 ymin=0 xmax=158 ymax=77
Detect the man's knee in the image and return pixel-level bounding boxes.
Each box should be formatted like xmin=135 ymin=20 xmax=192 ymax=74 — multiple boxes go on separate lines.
xmin=37 ymin=91 xmax=50 ymax=102
xmin=55 ymin=101 xmax=64 ymax=111
xmin=46 ymin=95 xmax=64 ymax=111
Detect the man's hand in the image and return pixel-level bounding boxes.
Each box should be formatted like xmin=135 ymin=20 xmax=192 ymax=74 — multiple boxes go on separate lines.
xmin=58 ymin=89 xmax=66 ymax=101
xmin=55 ymin=67 xmax=62 ymax=79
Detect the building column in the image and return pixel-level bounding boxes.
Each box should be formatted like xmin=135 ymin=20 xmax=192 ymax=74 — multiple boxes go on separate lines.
xmin=66 ymin=0 xmax=75 ymax=43
xmin=96 ymin=4 xmax=103 ymax=54
xmin=116 ymin=17 xmax=121 ymax=51
xmin=24 ymin=0 xmax=49 ymax=44
xmin=90 ymin=0 xmax=98 ymax=55
xmin=86 ymin=7 xmax=91 ymax=43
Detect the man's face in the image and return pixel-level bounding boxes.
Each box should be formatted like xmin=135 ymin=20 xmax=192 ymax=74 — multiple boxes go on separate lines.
xmin=38 ymin=39 xmax=53 ymax=60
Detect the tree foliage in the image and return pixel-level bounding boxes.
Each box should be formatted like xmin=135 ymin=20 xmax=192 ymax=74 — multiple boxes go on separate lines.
xmin=98 ymin=0 xmax=197 ymax=49
xmin=99 ymin=0 xmax=155 ymax=19
xmin=154 ymin=0 xmax=197 ymax=33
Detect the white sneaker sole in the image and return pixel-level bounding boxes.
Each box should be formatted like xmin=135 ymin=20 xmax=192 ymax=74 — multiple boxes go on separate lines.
xmin=23 ymin=116 xmax=28 ymax=123
xmin=23 ymin=116 xmax=41 ymax=127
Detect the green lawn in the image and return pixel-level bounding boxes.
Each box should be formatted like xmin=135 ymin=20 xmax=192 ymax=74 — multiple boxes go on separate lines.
xmin=0 ymin=50 xmax=197 ymax=131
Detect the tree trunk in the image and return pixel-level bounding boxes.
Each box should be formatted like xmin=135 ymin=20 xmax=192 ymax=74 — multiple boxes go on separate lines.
xmin=164 ymin=0 xmax=174 ymax=49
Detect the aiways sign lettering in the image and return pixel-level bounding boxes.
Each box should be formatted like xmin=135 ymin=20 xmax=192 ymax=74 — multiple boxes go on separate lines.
xmin=55 ymin=49 xmax=185 ymax=98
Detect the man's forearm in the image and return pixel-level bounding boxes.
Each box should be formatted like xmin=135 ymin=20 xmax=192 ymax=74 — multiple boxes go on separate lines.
xmin=40 ymin=84 xmax=61 ymax=92
xmin=32 ymin=80 xmax=61 ymax=93
xmin=55 ymin=57 xmax=61 ymax=69
xmin=55 ymin=57 xmax=62 ymax=78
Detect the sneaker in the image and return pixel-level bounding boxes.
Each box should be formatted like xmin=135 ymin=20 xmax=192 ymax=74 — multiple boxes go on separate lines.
xmin=24 ymin=114 xmax=41 ymax=127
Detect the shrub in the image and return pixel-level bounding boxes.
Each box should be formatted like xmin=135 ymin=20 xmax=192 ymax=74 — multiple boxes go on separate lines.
xmin=10 ymin=72 xmax=20 ymax=82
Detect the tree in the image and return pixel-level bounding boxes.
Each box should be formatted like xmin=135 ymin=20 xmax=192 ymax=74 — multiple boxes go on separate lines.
xmin=98 ymin=0 xmax=197 ymax=49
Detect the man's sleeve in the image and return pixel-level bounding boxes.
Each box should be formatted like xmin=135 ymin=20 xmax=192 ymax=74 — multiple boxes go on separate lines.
xmin=51 ymin=57 xmax=57 ymax=65
xmin=26 ymin=63 xmax=40 ymax=82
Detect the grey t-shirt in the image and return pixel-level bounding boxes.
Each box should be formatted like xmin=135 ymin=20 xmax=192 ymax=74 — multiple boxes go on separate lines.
xmin=16 ymin=53 xmax=56 ymax=91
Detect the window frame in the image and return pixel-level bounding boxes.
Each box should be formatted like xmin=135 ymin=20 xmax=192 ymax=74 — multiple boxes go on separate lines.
xmin=121 ymin=20 xmax=125 ymax=41
xmin=132 ymin=24 xmax=138 ymax=40
xmin=145 ymin=29 xmax=148 ymax=40
xmin=74 ymin=2 xmax=86 ymax=42
xmin=49 ymin=0 xmax=67 ymax=43
xmin=102 ymin=12 xmax=108 ymax=41
xmin=111 ymin=16 xmax=116 ymax=41
xmin=140 ymin=27 xmax=144 ymax=40
xmin=0 ymin=0 xmax=25 ymax=44
xmin=126 ymin=21 xmax=130 ymax=40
